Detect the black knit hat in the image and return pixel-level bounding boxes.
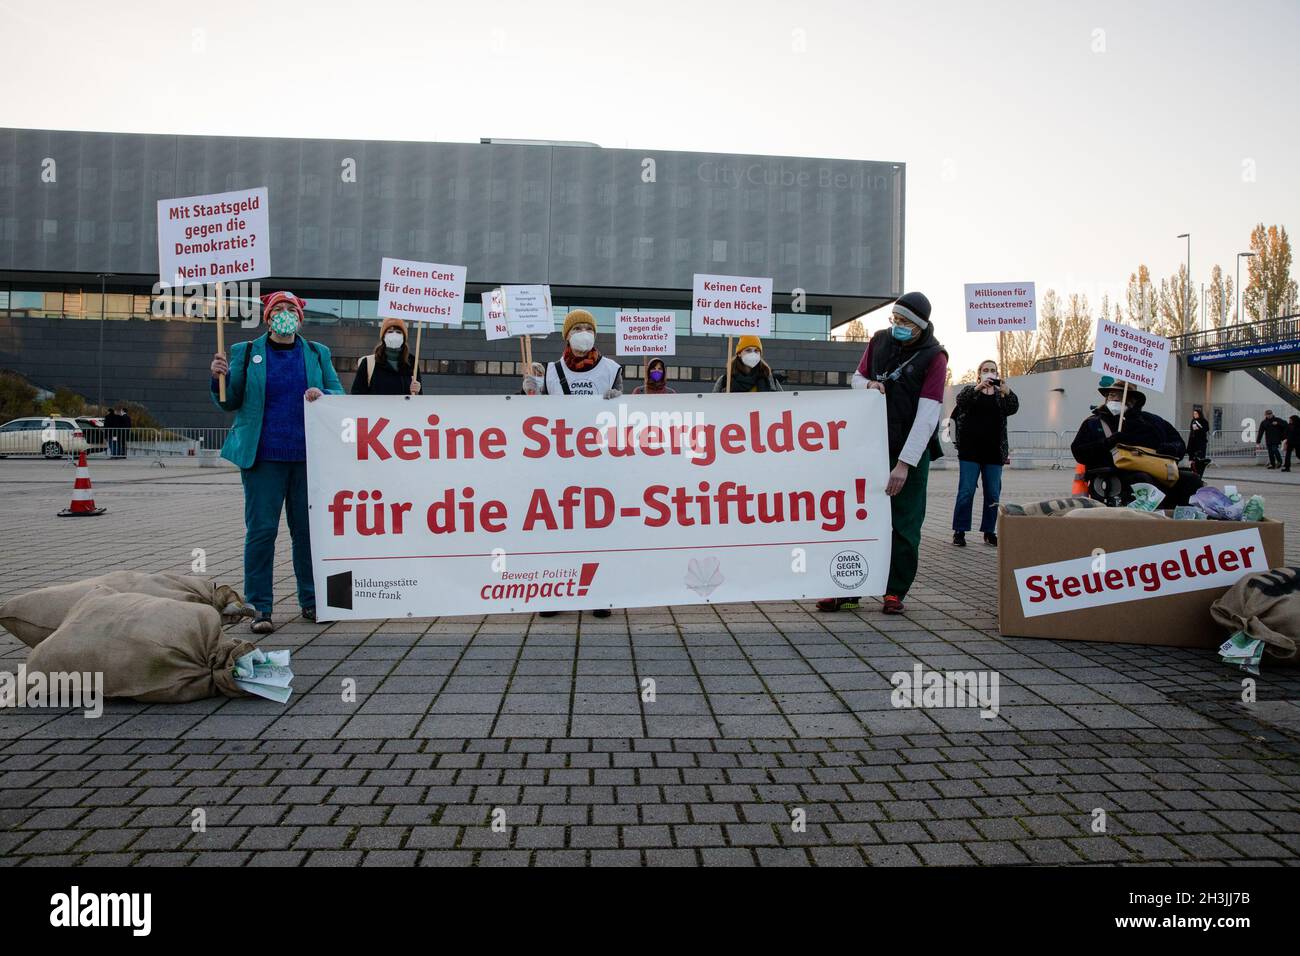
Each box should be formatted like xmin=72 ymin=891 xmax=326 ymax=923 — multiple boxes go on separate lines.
xmin=892 ymin=292 xmax=932 ymax=329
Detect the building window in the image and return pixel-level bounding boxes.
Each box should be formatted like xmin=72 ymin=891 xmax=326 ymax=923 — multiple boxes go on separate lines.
xmin=110 ymin=221 xmax=133 ymax=245
xmin=743 ymin=189 xmax=766 ymax=211
xmin=557 ymin=182 xmax=580 ymax=204
xmin=672 ymin=186 xmax=691 ymax=209
xmin=557 ymin=234 xmax=580 ymax=257
xmin=300 ymin=173 xmax=321 ymax=197
xmin=76 ymin=221 xmax=96 ymax=244
xmin=77 ymin=168 xmax=98 ymax=189
xmin=36 ymin=220 xmax=57 ymax=242
xmin=672 ymin=238 xmax=690 ymax=261
xmin=850 ymin=245 xmax=871 ymax=269
xmin=743 ymin=241 xmax=764 ymax=264
xmin=445 ymin=229 xmax=467 ymax=252
xmin=151 ymin=170 xmax=174 ymax=193
xmin=521 ymin=232 xmax=542 ymax=257
xmin=596 ymin=235 xmax=616 ymax=259
xmin=408 ymin=229 xmax=430 ymax=252
xmin=332 ymin=227 xmax=357 ymax=251
xmin=711 ymin=240 xmax=728 ymax=262
xmin=710 ymin=188 xmax=729 ymax=211
xmin=300 ymin=225 xmax=321 ymax=250
xmin=0 ymin=165 xmax=18 ymax=188
xmin=523 ymin=180 xmax=544 ymax=203
xmin=815 ymin=244 xmax=834 ymax=267
xmin=409 ymin=178 xmax=433 ymax=200
xmin=485 ymin=231 xmax=505 ymax=255
xmin=781 ymin=242 xmax=799 ymax=265
xmin=367 ymin=228 xmax=393 ymax=251
xmin=632 ymin=185 xmax=654 ymax=208
xmin=597 ymin=182 xmax=617 ymax=206
xmin=1 ymin=218 xmax=17 ymax=241
xmin=112 ymin=169 xmax=136 ymax=191
xmin=633 ymin=237 xmax=654 ymax=260
xmin=447 ymin=178 xmax=469 ymax=201
xmin=489 ymin=179 xmax=508 ymax=201
xmin=783 ymin=192 xmax=800 ymax=213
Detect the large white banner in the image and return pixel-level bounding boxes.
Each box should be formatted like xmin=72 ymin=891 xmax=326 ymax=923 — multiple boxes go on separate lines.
xmin=1091 ymin=319 xmax=1171 ymax=392
xmin=156 ymin=187 xmax=270 ymax=287
xmin=305 ymin=391 xmax=891 ymax=619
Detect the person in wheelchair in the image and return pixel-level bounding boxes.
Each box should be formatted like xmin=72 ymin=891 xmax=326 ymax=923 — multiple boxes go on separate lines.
xmin=1070 ymin=375 xmax=1202 ymax=507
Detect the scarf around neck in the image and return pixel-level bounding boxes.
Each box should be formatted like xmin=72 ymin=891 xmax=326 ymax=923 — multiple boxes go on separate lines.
xmin=563 ymin=347 xmax=602 ymax=372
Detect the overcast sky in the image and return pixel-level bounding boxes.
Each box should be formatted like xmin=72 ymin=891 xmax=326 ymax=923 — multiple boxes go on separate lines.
xmin=2 ymin=0 xmax=1296 ymax=375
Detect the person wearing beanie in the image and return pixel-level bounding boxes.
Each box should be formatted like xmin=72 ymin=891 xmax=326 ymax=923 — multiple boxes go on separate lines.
xmin=632 ymin=357 xmax=675 ymax=394
xmin=209 ymin=290 xmax=344 ymax=633
xmin=818 ymin=291 xmax=947 ymax=615
xmin=712 ymin=336 xmax=782 ymax=392
xmin=523 ymin=308 xmax=622 ymax=618
xmin=522 ymin=309 xmax=623 ymax=399
xmin=352 ymin=316 xmax=423 ymax=396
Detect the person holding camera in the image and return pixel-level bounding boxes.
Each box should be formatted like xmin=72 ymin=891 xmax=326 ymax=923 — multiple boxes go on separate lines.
xmin=950 ymin=358 xmax=1017 ymax=547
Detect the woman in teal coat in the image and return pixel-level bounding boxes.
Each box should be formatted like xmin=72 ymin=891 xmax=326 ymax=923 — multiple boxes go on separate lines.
xmin=209 ymin=291 xmax=344 ymax=633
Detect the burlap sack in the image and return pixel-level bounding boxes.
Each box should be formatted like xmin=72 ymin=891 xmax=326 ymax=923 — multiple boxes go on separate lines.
xmin=998 ymin=496 xmax=1106 ymax=518
xmin=26 ymin=586 xmax=256 ymax=702
xmin=1064 ymin=507 xmax=1167 ymax=520
xmin=1211 ymin=567 xmax=1300 ymax=663
xmin=0 ymin=571 xmax=252 ymax=648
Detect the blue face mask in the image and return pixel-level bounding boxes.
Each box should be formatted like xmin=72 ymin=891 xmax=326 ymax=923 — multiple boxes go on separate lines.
xmin=891 ymin=324 xmax=914 ymax=342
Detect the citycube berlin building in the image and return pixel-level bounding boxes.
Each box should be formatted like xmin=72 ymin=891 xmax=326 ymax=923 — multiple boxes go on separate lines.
xmin=0 ymin=128 xmax=904 ymax=425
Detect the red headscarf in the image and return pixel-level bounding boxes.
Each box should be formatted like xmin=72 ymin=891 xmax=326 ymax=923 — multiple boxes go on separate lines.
xmin=261 ymin=291 xmax=306 ymax=324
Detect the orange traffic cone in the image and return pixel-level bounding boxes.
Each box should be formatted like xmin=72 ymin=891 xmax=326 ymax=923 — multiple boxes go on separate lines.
xmin=58 ymin=451 xmax=107 ymax=517
xmin=1071 ymin=462 xmax=1088 ymax=496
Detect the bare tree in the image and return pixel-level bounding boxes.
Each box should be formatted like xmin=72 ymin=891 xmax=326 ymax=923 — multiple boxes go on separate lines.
xmin=1061 ymin=292 xmax=1094 ymax=355
xmin=842 ymin=318 xmax=868 ymax=342
xmin=999 ymin=329 xmax=1040 ymax=376
xmin=1243 ymin=223 xmax=1298 ymax=322
xmin=1206 ymin=265 xmax=1234 ymax=328
xmin=1125 ymin=265 xmax=1159 ymax=331
xmin=1037 ymin=289 xmax=1064 ymax=358
xmin=1158 ymin=263 xmax=1198 ymax=337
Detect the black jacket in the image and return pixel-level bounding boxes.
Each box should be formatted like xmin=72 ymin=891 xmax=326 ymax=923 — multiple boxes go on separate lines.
xmin=865 ymin=327 xmax=947 ymax=461
xmin=953 ymin=384 xmax=1019 ymax=465
xmin=351 ymin=353 xmax=422 ymax=396
xmin=1187 ymin=417 xmax=1208 ymax=458
xmin=1071 ymin=392 xmax=1185 ymax=470
xmin=1258 ymin=415 xmax=1288 ymax=446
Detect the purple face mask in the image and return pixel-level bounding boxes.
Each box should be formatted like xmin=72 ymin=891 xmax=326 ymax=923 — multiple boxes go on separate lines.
xmin=649 ymin=369 xmax=664 ymax=382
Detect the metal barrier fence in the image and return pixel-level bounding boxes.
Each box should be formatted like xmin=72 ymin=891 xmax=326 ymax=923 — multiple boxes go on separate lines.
xmin=77 ymin=427 xmax=231 ymax=462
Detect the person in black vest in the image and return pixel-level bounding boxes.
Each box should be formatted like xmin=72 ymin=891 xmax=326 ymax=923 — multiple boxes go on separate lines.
xmin=950 ymin=358 xmax=1018 ymax=547
xmin=1186 ymin=407 xmax=1209 ymax=477
xmin=352 ymin=317 xmax=422 ymax=396
xmin=818 ymin=291 xmax=947 ymax=615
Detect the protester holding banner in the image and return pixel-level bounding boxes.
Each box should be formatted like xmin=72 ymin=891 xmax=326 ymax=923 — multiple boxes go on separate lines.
xmin=819 ymin=292 xmax=946 ymax=615
xmin=351 ymin=317 xmax=422 ymax=396
xmin=523 ymin=309 xmax=622 ymax=399
xmin=713 ymin=337 xmax=782 ymax=393
xmin=950 ymin=358 xmax=1018 ymax=547
xmin=209 ymin=291 xmax=345 ymax=633
xmin=632 ymin=357 xmax=675 ymax=395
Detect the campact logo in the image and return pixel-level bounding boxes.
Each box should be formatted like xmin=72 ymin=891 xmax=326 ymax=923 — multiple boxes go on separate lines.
xmin=479 ymin=563 xmax=598 ymax=605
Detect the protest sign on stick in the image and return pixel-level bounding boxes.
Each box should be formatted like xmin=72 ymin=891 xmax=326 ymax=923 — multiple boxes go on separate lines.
xmin=691 ymin=274 xmax=773 ymax=337
xmin=1090 ymin=319 xmax=1171 ymax=428
xmin=964 ymin=282 xmax=1037 ymax=333
xmin=615 ymin=311 xmax=676 ymax=356
xmin=156 ymin=187 xmax=271 ymax=403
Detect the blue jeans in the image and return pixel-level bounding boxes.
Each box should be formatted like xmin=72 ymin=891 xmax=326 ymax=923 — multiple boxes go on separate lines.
xmin=240 ymin=459 xmax=314 ymax=615
xmin=952 ymin=460 xmax=1002 ymax=534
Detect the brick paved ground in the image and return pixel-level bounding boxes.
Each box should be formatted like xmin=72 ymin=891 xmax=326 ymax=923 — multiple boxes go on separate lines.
xmin=1 ymin=457 xmax=1297 ymax=866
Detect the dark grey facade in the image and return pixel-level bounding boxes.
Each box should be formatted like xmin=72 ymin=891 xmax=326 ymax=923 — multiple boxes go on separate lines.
xmin=0 ymin=128 xmax=902 ymax=424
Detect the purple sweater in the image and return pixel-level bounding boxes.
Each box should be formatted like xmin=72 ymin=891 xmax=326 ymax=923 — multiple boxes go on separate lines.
xmin=256 ymin=338 xmax=308 ymax=462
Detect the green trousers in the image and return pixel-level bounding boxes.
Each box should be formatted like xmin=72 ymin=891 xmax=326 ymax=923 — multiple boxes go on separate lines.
xmin=885 ymin=450 xmax=931 ymax=599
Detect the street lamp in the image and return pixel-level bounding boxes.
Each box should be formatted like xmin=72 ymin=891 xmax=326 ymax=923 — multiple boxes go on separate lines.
xmin=1177 ymin=234 xmax=1190 ymax=333
xmin=95 ymin=273 xmax=116 ymax=412
xmin=1236 ymin=252 xmax=1255 ymax=326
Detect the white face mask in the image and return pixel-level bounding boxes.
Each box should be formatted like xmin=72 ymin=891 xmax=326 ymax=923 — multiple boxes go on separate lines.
xmin=1106 ymin=401 xmax=1124 ymax=416
xmin=383 ymin=332 xmax=404 ymax=349
xmin=569 ymin=330 xmax=595 ymax=353
xmin=740 ymin=350 xmax=761 ymax=368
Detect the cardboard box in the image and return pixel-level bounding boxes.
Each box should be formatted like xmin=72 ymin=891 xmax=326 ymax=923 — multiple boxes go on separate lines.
xmin=998 ymin=514 xmax=1285 ymax=648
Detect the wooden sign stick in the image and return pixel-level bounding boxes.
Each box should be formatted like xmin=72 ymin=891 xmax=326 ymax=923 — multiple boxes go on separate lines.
xmin=1117 ymin=381 xmax=1129 ymax=431
xmin=215 ymin=281 xmax=227 ymax=403
xmin=725 ymin=336 xmax=734 ymax=393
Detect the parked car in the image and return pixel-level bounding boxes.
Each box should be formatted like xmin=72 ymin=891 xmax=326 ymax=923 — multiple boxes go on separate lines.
xmin=75 ymin=416 xmax=108 ymax=454
xmin=0 ymin=417 xmax=90 ymax=458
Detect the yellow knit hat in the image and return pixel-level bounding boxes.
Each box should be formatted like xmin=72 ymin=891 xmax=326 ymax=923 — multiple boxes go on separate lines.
xmin=735 ymin=335 xmax=763 ymax=355
xmin=379 ymin=316 xmax=409 ymax=340
xmin=563 ymin=309 xmax=596 ymax=340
